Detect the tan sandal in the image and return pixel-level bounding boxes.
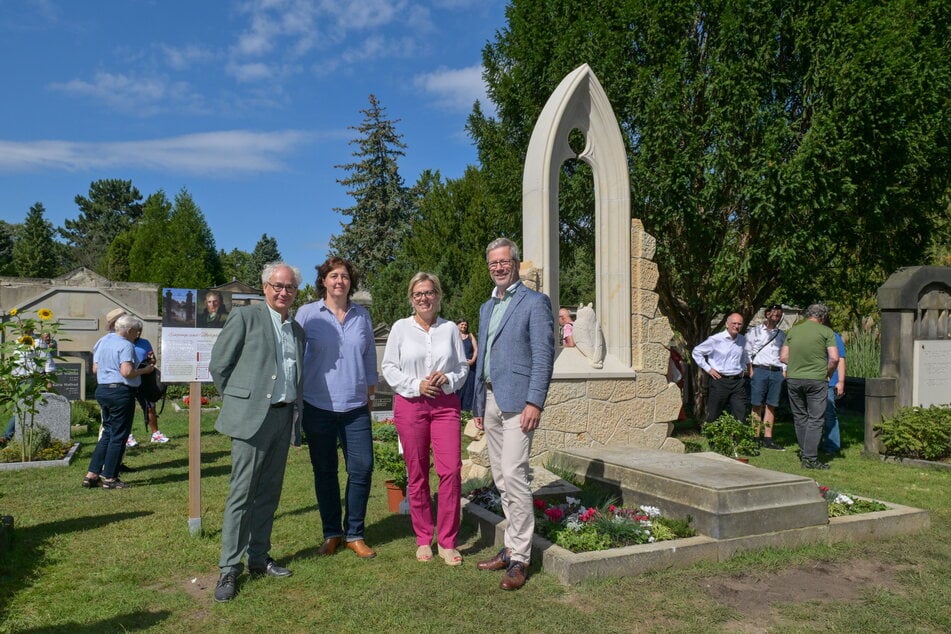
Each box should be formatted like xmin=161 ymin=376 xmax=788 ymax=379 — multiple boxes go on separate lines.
xmin=416 ymin=545 xmax=433 ymax=562
xmin=437 ymin=546 xmax=463 ymax=566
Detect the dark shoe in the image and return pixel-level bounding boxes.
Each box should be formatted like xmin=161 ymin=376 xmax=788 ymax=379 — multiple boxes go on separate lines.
xmin=476 ymin=547 xmax=511 ymax=571
xmin=101 ymin=478 xmax=130 ymax=489
xmin=248 ymin=556 xmax=292 ymax=578
xmin=500 ymin=561 xmax=528 ymax=591
xmin=762 ymin=438 xmax=785 ymax=451
xmin=214 ymin=572 xmax=237 ymax=602
xmin=82 ymin=475 xmax=101 ymax=488
xmin=317 ymin=537 xmax=342 ymax=556
xmin=801 ymin=458 xmax=830 ymax=470
xmin=345 ymin=539 xmax=377 ymax=559
xmin=118 ymin=463 xmax=137 ymax=473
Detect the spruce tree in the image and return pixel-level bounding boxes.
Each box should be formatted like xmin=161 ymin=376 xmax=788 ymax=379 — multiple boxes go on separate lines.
xmin=60 ymin=179 xmax=143 ymax=273
xmin=13 ymin=203 xmax=59 ymax=278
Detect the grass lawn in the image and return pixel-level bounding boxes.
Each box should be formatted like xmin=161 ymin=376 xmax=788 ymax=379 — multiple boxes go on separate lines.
xmin=1 ymin=408 xmax=949 ymax=633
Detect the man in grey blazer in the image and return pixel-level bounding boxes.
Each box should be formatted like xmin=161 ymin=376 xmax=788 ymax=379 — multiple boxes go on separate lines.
xmin=211 ymin=262 xmax=305 ymax=603
xmin=472 ymin=237 xmax=554 ymax=591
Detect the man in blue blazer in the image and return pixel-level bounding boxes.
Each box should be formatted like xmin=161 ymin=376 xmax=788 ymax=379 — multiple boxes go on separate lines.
xmin=210 ymin=262 xmax=305 ymax=603
xmin=473 ymin=237 xmax=554 ymax=591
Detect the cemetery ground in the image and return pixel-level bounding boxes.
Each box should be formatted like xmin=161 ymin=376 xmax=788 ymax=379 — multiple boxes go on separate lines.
xmin=1 ymin=409 xmax=949 ymax=634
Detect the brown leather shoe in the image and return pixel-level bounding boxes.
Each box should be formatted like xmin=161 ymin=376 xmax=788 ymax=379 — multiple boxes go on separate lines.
xmin=345 ymin=539 xmax=377 ymax=559
xmin=476 ymin=547 xmax=511 ymax=571
xmin=317 ymin=537 xmax=342 ymax=556
xmin=500 ymin=561 xmax=528 ymax=590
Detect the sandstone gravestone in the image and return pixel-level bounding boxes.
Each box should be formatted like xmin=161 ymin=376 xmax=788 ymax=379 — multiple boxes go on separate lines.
xmin=14 ymin=392 xmax=71 ymax=443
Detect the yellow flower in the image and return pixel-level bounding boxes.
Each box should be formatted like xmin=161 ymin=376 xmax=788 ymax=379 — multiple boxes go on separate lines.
xmin=18 ymin=335 xmax=34 ymax=346
xmin=38 ymin=308 xmax=54 ymax=320
xmin=9 ymin=308 xmax=18 ymax=316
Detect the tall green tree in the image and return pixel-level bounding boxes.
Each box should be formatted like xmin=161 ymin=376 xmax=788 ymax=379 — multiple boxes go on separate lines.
xmin=470 ymin=0 xmax=950 ymax=416
xmin=128 ymin=189 xmax=222 ymax=288
xmin=329 ymin=95 xmax=415 ymax=287
xmin=60 ymin=179 xmax=143 ymax=273
xmin=249 ymin=234 xmax=282 ymax=278
xmin=0 ymin=220 xmax=16 ymax=275
xmin=12 ymin=203 xmax=59 ymax=278
xmin=219 ymin=248 xmax=254 ymax=285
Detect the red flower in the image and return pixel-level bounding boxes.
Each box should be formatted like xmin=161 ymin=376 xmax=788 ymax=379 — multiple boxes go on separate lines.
xmin=533 ymin=499 xmax=546 ymax=510
xmin=608 ymin=505 xmax=617 ymax=513
xmin=544 ymin=507 xmax=564 ymax=522
xmin=579 ymin=508 xmax=598 ymax=522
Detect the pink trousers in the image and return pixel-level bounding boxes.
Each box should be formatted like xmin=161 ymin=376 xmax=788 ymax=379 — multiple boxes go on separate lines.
xmin=393 ymin=391 xmax=462 ymax=549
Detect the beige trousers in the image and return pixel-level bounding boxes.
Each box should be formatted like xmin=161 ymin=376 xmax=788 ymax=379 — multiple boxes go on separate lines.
xmin=483 ymin=389 xmax=534 ymax=564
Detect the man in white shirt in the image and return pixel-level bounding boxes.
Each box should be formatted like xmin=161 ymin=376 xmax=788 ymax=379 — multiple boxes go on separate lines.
xmin=691 ymin=313 xmax=750 ymax=424
xmin=745 ymin=304 xmax=786 ymax=450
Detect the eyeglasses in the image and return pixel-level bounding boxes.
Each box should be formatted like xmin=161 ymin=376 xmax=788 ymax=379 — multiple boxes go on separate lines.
xmin=411 ymin=290 xmax=438 ymax=300
xmin=487 ymin=259 xmax=514 ymax=270
xmin=266 ymin=282 xmax=298 ymax=294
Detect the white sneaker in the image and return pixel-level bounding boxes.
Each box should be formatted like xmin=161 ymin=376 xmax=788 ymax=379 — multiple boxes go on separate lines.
xmin=151 ymin=431 xmax=169 ymax=443
xmin=126 ymin=435 xmax=139 ymax=447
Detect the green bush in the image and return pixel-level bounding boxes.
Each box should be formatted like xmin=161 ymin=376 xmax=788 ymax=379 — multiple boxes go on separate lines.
xmin=703 ymin=414 xmax=759 ymax=457
xmin=164 ymin=383 xmax=219 ymax=400
xmin=71 ymin=400 xmax=101 ymax=427
xmin=874 ymin=405 xmax=951 ymax=461
xmin=845 ymin=325 xmax=881 ymax=378
xmin=373 ymin=438 xmax=408 ymax=489
xmin=0 ymin=426 xmax=70 ymax=463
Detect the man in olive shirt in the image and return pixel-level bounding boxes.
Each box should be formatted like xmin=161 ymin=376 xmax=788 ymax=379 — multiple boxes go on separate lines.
xmin=780 ymin=304 xmax=839 ymax=470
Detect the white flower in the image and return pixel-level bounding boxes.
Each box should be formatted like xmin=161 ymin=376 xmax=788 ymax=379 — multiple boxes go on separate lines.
xmin=641 ymin=505 xmax=662 ymax=518
xmin=648 ymin=535 xmax=656 ymax=543
xmin=566 ymin=496 xmax=580 ymax=506
xmin=834 ymin=494 xmax=854 ymax=505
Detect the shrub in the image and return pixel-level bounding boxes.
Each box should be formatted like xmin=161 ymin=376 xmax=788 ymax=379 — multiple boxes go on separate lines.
xmin=164 ymin=384 xmax=219 ymax=400
xmin=874 ymin=405 xmax=951 ymax=461
xmin=71 ymin=400 xmax=101 ymax=427
xmin=703 ymin=414 xmax=759 ymax=457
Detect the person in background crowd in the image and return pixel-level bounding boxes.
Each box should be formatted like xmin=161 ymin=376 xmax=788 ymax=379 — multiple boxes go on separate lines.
xmin=132 ymin=331 xmax=169 ymax=443
xmin=383 ymin=272 xmax=468 ymax=565
xmin=558 ymin=308 xmax=575 ymax=347
xmin=692 ymin=313 xmax=750 ymax=425
xmin=821 ymin=314 xmax=847 ymax=455
xmin=456 ymin=319 xmax=478 ymax=411
xmin=82 ymin=315 xmax=156 ymax=489
xmin=746 ymin=304 xmax=786 ymax=450
xmin=211 ymin=262 xmax=304 ymax=603
xmin=296 ymin=257 xmax=379 ymax=560
xmin=781 ymin=304 xmax=839 ymax=470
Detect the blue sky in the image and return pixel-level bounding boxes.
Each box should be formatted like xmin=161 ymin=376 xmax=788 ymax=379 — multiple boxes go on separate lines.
xmin=0 ymin=0 xmax=506 ymax=278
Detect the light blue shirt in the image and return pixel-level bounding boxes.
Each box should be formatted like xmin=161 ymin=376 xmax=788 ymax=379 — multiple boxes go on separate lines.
xmin=94 ymin=332 xmax=139 ymax=386
xmin=296 ymin=299 xmax=378 ymax=412
xmin=482 ymin=281 xmax=520 ymax=380
xmin=267 ymin=304 xmax=298 ymax=404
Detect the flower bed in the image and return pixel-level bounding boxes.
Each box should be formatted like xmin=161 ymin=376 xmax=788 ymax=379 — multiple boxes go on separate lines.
xmin=466 ymin=486 xmax=695 ymax=553
xmin=818 ymin=485 xmax=888 ymax=517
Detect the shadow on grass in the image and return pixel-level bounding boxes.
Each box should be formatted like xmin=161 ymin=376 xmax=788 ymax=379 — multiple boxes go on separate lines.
xmin=15 ymin=610 xmax=172 ymax=633
xmin=0 ymin=511 xmax=153 ymax=620
xmin=137 ymin=464 xmax=232 ymax=487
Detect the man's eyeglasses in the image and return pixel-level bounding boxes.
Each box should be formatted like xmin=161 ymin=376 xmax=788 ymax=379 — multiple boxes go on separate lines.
xmin=487 ymin=259 xmax=514 ymax=270
xmin=412 ymin=290 xmax=438 ymax=300
xmin=266 ymin=282 xmax=298 ymax=294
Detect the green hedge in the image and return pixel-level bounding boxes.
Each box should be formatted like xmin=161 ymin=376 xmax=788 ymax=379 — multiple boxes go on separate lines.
xmin=874 ymin=405 xmax=951 ymax=461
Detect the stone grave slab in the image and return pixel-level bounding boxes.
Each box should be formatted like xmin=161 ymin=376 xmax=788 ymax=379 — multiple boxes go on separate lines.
xmin=550 ymin=447 xmax=828 ymax=539
xmin=14 ymin=392 xmax=71 ymax=443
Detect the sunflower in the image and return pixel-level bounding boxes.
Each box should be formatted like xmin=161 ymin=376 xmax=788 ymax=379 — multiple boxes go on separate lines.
xmin=18 ymin=335 xmax=35 ymax=346
xmin=38 ymin=308 xmax=54 ymax=320
xmin=9 ymin=308 xmax=18 ymax=316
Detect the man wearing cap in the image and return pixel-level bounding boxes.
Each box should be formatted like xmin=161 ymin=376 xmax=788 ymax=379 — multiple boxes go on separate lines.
xmin=210 ymin=262 xmax=305 ymax=603
xmin=745 ymin=304 xmax=786 ymax=450
xmin=692 ymin=313 xmax=751 ymax=424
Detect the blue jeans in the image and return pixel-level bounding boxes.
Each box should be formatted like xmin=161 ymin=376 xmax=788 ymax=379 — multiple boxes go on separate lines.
xmin=822 ymin=386 xmax=841 ymax=453
xmin=301 ymin=402 xmax=374 ymax=541
xmin=88 ymin=384 xmax=136 ymax=479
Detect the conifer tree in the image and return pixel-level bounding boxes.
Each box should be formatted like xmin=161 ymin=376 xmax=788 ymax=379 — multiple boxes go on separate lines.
xmin=13 ymin=203 xmax=59 ymax=278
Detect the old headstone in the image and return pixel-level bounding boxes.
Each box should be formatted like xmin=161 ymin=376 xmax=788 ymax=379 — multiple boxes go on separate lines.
xmin=14 ymin=392 xmax=71 ymax=443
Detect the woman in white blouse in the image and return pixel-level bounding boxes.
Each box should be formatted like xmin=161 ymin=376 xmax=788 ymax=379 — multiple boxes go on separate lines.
xmin=382 ymin=272 xmax=468 ymax=565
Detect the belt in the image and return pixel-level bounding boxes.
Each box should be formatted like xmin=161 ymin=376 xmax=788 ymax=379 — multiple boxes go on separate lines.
xmin=719 ymin=373 xmax=744 ymax=379
xmin=271 ymin=402 xmax=291 ymax=409
xmin=101 ymin=383 xmax=132 ymax=389
xmin=754 ymin=364 xmax=784 ymax=372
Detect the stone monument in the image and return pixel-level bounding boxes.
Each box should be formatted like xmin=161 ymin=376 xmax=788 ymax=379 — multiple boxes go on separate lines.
xmin=865 ymin=266 xmax=951 ymax=454
xmin=464 ymin=64 xmax=682 ymax=481
xmin=13 ymin=392 xmax=72 ymax=444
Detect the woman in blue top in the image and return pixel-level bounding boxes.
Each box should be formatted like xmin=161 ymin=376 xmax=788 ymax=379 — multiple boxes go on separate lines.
xmin=296 ymin=257 xmax=379 ymax=559
xmin=83 ymin=315 xmax=156 ymax=489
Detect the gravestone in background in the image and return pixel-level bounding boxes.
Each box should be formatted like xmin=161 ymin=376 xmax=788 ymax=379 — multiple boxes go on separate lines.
xmin=13 ymin=392 xmax=71 ymax=443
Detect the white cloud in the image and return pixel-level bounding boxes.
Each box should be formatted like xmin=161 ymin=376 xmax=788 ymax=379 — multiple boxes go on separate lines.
xmin=49 ymin=72 xmax=205 ymax=116
xmin=414 ymin=64 xmax=489 ymax=113
xmin=160 ymin=44 xmax=216 ymax=71
xmin=0 ymin=130 xmax=318 ymax=175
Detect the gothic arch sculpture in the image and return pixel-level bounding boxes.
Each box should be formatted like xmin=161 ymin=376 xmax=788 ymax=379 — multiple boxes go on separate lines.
xmin=522 ymin=64 xmax=632 ymax=368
